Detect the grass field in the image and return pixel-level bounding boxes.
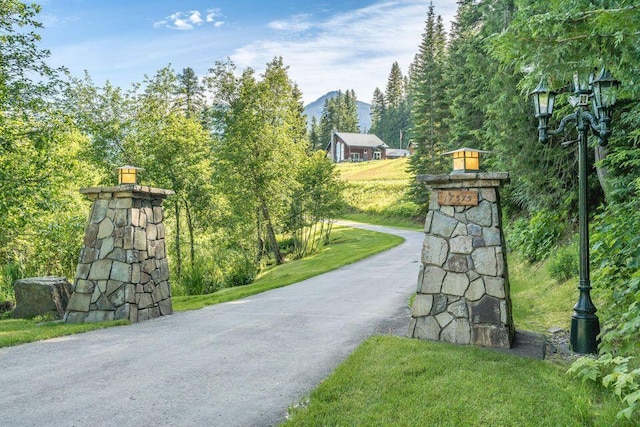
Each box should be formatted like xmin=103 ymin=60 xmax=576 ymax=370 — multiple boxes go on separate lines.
xmin=336 ymin=158 xmax=423 ymax=228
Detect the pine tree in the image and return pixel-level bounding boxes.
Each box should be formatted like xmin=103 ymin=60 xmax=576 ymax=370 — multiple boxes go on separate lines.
xmin=385 ymin=62 xmax=405 ymax=108
xmin=176 ymin=67 xmax=205 ymax=119
xmin=408 ymin=1 xmax=448 ymax=206
xmin=370 ymin=87 xmax=385 ymax=130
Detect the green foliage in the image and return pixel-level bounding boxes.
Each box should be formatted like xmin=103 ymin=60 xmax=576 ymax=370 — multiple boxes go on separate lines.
xmin=176 ymin=257 xmax=221 ymax=296
xmin=547 ymin=239 xmax=580 ymax=282
xmin=0 ymin=262 xmax=23 ymax=303
xmin=506 ymin=210 xmax=565 ymax=263
xmin=569 ymin=354 xmax=640 ymax=420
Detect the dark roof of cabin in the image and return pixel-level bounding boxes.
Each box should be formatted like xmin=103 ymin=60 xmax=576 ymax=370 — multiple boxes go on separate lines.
xmin=334 ymin=132 xmax=389 ymax=149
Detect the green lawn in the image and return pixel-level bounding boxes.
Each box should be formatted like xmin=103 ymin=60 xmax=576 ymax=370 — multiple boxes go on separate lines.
xmin=0 ymin=226 xmax=403 ymax=348
xmin=283 ymin=336 xmax=635 ymax=426
xmin=0 ymin=318 xmax=129 ymax=348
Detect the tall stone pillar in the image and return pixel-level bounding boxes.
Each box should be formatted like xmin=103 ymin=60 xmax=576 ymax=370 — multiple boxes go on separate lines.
xmin=408 ymin=172 xmax=514 ymax=348
xmin=64 ymin=184 xmax=174 ymax=323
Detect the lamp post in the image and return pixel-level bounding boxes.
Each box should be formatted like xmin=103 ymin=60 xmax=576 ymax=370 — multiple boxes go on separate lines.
xmin=530 ymin=68 xmax=620 ymax=354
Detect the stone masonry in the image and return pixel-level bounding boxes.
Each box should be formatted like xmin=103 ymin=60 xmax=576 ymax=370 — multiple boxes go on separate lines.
xmin=64 ymin=184 xmax=174 ymax=323
xmin=408 ymin=172 xmax=514 ymax=348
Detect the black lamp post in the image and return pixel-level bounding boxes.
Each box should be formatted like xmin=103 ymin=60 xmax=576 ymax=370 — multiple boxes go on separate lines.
xmin=530 ymin=68 xmax=620 ymax=354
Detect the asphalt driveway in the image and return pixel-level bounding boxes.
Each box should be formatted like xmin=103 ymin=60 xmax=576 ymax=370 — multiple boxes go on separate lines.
xmin=0 ymin=223 xmax=423 ymax=426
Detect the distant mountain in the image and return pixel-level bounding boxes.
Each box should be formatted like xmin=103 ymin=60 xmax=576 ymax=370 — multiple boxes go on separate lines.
xmin=303 ymin=91 xmax=372 ymax=133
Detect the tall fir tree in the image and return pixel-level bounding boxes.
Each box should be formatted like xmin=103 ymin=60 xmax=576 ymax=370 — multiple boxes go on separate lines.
xmin=408 ymin=1 xmax=448 ymax=206
xmin=385 ymin=62 xmax=405 ymax=108
xmin=370 ymin=87 xmax=385 ymax=130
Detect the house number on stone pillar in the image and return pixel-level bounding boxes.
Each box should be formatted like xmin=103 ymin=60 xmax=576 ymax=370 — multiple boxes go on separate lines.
xmin=408 ymin=172 xmax=514 ymax=348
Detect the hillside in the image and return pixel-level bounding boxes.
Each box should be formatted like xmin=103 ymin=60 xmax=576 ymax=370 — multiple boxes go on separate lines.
xmin=304 ymin=91 xmax=372 ymax=132
xmin=336 ymin=158 xmax=420 ymax=228
xmin=336 ymin=157 xmax=411 ymax=182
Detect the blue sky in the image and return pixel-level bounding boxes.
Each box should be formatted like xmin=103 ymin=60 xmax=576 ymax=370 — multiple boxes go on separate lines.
xmin=38 ymin=0 xmax=456 ymax=105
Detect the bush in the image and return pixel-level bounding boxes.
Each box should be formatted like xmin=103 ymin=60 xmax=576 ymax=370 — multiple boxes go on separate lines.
xmin=506 ymin=210 xmax=565 ymax=263
xmin=178 ymin=257 xmax=221 ymax=296
xmin=0 ymin=262 xmax=24 ymax=304
xmin=223 ymin=251 xmax=257 ymax=287
xmin=547 ymin=239 xmax=579 ymax=282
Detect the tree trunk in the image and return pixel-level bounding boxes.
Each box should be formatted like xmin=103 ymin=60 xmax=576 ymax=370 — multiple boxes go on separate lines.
xmin=183 ymin=197 xmax=195 ymax=269
xmin=594 ymin=145 xmax=611 ymax=198
xmin=174 ymin=202 xmax=182 ymax=281
xmin=261 ymin=199 xmax=284 ymax=265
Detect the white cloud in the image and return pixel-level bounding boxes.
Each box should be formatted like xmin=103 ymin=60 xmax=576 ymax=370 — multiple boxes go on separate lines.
xmin=206 ymin=8 xmax=222 ymax=23
xmin=268 ymin=14 xmax=313 ymax=32
xmin=188 ymin=11 xmax=203 ymax=25
xmin=232 ymin=0 xmax=456 ymax=104
xmin=154 ymin=9 xmax=224 ymax=31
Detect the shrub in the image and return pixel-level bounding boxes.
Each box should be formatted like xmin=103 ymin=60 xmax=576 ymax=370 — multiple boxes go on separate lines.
xmin=547 ymin=239 xmax=579 ymax=282
xmin=0 ymin=262 xmax=24 ymax=304
xmin=178 ymin=257 xmax=221 ymax=296
xmin=506 ymin=210 xmax=565 ymax=263
xmin=223 ymin=251 xmax=257 ymax=287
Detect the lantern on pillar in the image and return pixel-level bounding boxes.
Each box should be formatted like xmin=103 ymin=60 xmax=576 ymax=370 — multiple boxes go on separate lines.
xmin=116 ymin=166 xmax=144 ymax=185
xmin=443 ymin=148 xmax=490 ymax=173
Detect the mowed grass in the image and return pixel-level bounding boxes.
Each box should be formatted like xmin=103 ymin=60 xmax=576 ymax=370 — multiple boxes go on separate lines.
xmin=283 ymin=336 xmax=635 ymax=427
xmin=172 ymin=226 xmax=403 ymax=311
xmin=336 ymin=157 xmax=411 ymax=181
xmin=0 ymin=318 xmax=129 ymax=348
xmin=0 ymin=226 xmax=402 ymax=348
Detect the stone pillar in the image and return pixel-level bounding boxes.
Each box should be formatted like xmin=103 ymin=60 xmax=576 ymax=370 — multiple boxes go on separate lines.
xmin=64 ymin=184 xmax=174 ymax=323
xmin=408 ymin=172 xmax=514 ymax=348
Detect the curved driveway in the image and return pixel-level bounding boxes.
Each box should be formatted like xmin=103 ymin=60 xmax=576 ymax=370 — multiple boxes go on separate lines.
xmin=0 ymin=223 xmax=423 ymax=427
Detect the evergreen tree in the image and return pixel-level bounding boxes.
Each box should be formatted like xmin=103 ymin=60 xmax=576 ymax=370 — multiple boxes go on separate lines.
xmin=176 ymin=67 xmax=206 ymax=119
xmin=385 ymin=62 xmax=405 ymax=108
xmin=318 ymin=90 xmax=360 ymax=144
xmin=370 ymin=87 xmax=385 ymax=130
xmin=408 ymin=1 xmax=449 ymax=206
xmin=309 ymin=115 xmax=322 ymax=150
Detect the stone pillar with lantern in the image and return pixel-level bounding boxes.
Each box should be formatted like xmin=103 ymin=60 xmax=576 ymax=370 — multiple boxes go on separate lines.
xmin=64 ymin=167 xmax=175 ymax=323
xmin=408 ymin=149 xmax=515 ymax=348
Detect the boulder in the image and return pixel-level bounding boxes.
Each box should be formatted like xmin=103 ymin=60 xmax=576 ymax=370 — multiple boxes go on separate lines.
xmin=12 ymin=277 xmax=72 ymax=319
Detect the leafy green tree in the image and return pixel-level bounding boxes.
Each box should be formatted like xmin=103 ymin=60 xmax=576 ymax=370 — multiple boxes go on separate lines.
xmin=286 ymin=151 xmax=345 ymax=258
xmin=0 ymin=0 xmax=62 ymax=114
xmin=209 ymin=57 xmax=308 ymax=265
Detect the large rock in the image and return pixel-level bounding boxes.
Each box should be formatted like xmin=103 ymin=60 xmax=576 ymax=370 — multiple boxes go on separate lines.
xmin=12 ymin=277 xmax=72 ymax=319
